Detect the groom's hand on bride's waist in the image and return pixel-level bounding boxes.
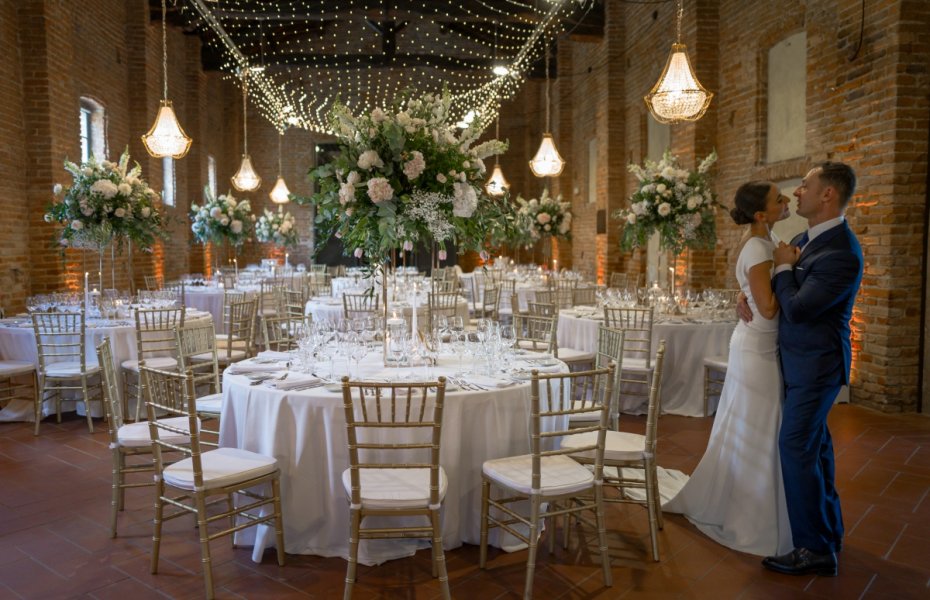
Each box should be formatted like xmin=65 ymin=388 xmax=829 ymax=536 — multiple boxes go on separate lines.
xmin=736 ymin=293 xmax=753 ymax=322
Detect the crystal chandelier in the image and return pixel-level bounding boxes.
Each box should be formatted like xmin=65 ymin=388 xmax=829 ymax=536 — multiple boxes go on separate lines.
xmin=485 ymin=115 xmax=510 ymax=197
xmin=644 ymin=0 xmax=713 ymax=124
xmin=529 ymin=39 xmax=565 ymax=178
xmin=141 ymin=0 xmax=192 ymax=159
xmin=269 ymin=128 xmax=291 ymax=204
xmin=231 ymin=73 xmax=261 ymax=192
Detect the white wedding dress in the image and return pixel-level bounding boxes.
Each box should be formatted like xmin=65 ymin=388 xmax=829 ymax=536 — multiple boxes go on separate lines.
xmin=662 ymin=236 xmax=793 ymax=557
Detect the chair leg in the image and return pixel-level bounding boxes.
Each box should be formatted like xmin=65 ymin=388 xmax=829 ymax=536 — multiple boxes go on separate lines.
xmin=110 ymin=450 xmax=121 ymax=538
xmin=652 ymin=462 xmax=664 ymax=531
xmin=593 ymin=483 xmax=613 ymax=587
xmin=643 ymin=460 xmax=660 ymax=561
xmin=344 ymin=507 xmax=361 ymax=600
xmin=226 ymin=493 xmax=236 ymax=549
xmin=523 ymin=494 xmax=542 ymax=600
xmin=151 ymin=481 xmax=165 ymax=574
xmin=81 ymin=376 xmax=94 ymax=433
xmin=272 ymin=477 xmax=286 ymax=567
xmin=55 ymin=387 xmax=62 ymax=423
xmin=479 ymin=478 xmax=490 ymax=568
xmin=430 ymin=508 xmax=451 ymax=600
xmin=194 ymin=493 xmax=215 ymax=600
xmin=32 ymin=372 xmax=41 ymax=436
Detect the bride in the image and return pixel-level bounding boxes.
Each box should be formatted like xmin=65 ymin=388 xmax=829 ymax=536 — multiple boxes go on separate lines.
xmin=662 ymin=181 xmax=793 ymax=556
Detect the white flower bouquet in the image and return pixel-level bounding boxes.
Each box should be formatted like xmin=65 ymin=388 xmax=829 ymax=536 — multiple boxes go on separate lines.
xmin=190 ymin=187 xmax=254 ymax=248
xmin=614 ymin=150 xmax=720 ymax=254
xmin=297 ymin=89 xmax=508 ymax=262
xmin=516 ymin=188 xmax=573 ymax=243
xmin=255 ymin=208 xmax=298 ymax=248
xmin=45 ymin=149 xmax=164 ymax=251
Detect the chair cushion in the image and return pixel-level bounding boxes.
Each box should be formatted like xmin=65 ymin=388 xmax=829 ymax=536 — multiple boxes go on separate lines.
xmin=568 ymin=400 xmax=605 ymax=422
xmin=0 ymin=360 xmax=36 ymax=377
xmin=561 ymin=430 xmax=647 ymax=462
xmin=195 ymin=393 xmax=223 ymax=414
xmin=191 ymin=349 xmax=247 ymax=364
xmin=341 ymin=467 xmax=448 ymax=509
xmin=482 ymin=454 xmax=594 ymax=496
xmin=164 ymin=447 xmax=277 ymax=491
xmin=42 ymin=361 xmax=100 ymax=377
xmin=117 ymin=416 xmax=199 ymax=448
xmin=620 ymin=356 xmax=653 ymax=372
xmin=517 ymin=340 xmax=550 ymax=351
xmin=120 ymin=357 xmax=179 ymax=372
xmin=557 ymin=347 xmax=596 ymax=363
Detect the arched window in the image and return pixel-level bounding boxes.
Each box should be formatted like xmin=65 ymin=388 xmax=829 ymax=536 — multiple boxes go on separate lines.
xmin=79 ymin=97 xmax=107 ymax=163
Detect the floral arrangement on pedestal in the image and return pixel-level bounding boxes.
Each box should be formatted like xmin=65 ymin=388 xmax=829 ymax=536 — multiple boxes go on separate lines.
xmin=614 ymin=150 xmax=719 ymax=254
xmin=255 ymin=208 xmax=298 ymax=248
xmin=190 ymin=187 xmax=254 ymax=248
xmin=296 ymin=90 xmax=508 ymax=262
xmin=45 ymin=149 xmax=164 ymax=251
xmin=515 ymin=188 xmax=573 ymax=244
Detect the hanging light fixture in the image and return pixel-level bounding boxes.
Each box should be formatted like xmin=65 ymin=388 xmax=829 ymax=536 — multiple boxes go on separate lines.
xmin=485 ymin=114 xmax=510 ymax=197
xmin=231 ymin=71 xmax=261 ymax=192
xmin=141 ymin=0 xmax=192 ymax=159
xmin=644 ymin=0 xmax=714 ymax=123
xmin=269 ymin=127 xmax=291 ymax=204
xmin=529 ymin=37 xmax=565 ymax=178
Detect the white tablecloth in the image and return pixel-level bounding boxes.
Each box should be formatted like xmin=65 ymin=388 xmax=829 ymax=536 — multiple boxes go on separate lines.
xmin=219 ymin=352 xmax=568 ymax=565
xmin=184 ymin=285 xmax=264 ymax=334
xmin=557 ymin=309 xmax=736 ymax=417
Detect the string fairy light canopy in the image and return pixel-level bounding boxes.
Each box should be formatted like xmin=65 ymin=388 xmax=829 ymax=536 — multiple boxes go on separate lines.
xmin=163 ymin=0 xmax=602 ymax=134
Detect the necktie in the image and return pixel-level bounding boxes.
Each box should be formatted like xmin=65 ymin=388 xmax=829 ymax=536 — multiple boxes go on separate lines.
xmin=796 ymin=231 xmax=809 ymax=249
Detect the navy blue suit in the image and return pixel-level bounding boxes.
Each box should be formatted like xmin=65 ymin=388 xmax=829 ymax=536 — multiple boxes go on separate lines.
xmin=773 ymin=221 xmax=862 ymax=554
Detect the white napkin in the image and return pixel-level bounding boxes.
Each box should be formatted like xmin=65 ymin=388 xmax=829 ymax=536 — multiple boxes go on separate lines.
xmin=227 ymin=363 xmax=285 ymax=374
xmin=270 ymin=375 xmax=321 ymax=390
xmin=513 ymin=363 xmax=562 ymax=375
xmin=466 ymin=375 xmax=516 ymax=389
xmin=256 ymin=350 xmax=294 ymax=362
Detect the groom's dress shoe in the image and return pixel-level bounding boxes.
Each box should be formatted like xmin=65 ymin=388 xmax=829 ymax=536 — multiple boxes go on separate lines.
xmin=762 ymin=548 xmax=837 ymax=576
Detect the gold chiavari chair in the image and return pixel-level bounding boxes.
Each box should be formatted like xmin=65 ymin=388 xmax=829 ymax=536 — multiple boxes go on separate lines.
xmin=570 ymin=327 xmax=625 ymax=430
xmin=526 ymin=301 xmax=557 ymax=317
xmin=340 ymin=377 xmax=451 ymax=600
xmin=532 ymin=289 xmax=555 ymax=306
xmin=572 ymin=286 xmax=597 ymax=306
xmin=144 ymin=274 xmax=162 ymax=291
xmin=307 ymin=280 xmax=332 ymax=297
xmin=31 ymin=310 xmax=102 ymax=433
xmin=259 ymin=280 xmax=288 ymax=318
xmin=310 ymin=264 xmax=327 ymax=274
xmin=261 ymin=315 xmax=299 ymax=352
xmin=143 ymin=366 xmax=285 ymax=600
xmin=608 ymin=272 xmax=628 ymax=289
xmin=97 ymin=337 xmax=192 ymax=537
xmin=122 ymin=307 xmax=185 ymax=421
xmin=474 ymin=286 xmax=501 ymax=321
xmin=221 ymin=273 xmax=237 ymax=289
xmin=561 ymin=341 xmax=667 ymax=561
xmin=427 ymin=291 xmax=459 ymax=329
xmin=176 ymin=320 xmax=223 ymax=447
xmin=604 ymin=306 xmax=655 ymax=413
xmin=164 ymin=280 xmax=186 ymax=306
xmin=479 ymin=366 xmax=614 ymax=598
xmin=432 ymin=279 xmax=457 ymax=294
xmin=283 ymin=288 xmax=307 ymax=320
xmin=343 ymin=292 xmax=380 ymax=321
xmin=212 ymin=297 xmax=257 ymax=365
xmin=512 ymin=313 xmax=556 ymax=353
xmin=0 ymin=358 xmax=40 ymax=435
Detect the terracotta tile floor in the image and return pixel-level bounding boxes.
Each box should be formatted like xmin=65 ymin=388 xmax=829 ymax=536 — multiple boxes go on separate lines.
xmin=1 ymin=404 xmax=928 ymax=599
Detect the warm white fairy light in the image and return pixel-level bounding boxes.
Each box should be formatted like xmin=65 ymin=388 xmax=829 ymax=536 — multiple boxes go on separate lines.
xmin=180 ymin=0 xmax=588 ymax=134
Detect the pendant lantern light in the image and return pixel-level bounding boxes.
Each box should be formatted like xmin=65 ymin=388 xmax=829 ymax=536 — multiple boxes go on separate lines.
xmin=485 ymin=114 xmax=510 ymax=196
xmin=231 ymin=72 xmax=261 ymax=192
xmin=529 ymin=38 xmax=565 ymax=178
xmin=644 ymin=0 xmax=714 ymax=123
xmin=269 ymin=127 xmax=291 ymax=204
xmin=141 ymin=0 xmax=192 ymax=159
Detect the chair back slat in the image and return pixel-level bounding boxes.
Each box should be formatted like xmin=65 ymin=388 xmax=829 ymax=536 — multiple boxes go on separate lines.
xmin=604 ymin=306 xmax=654 ymax=368
xmin=134 ymin=307 xmax=185 ymax=361
xmin=176 ymin=320 xmax=221 ymax=395
xmin=595 ymin=326 xmax=625 ymax=429
xmin=343 ymin=292 xmax=379 ymax=321
xmin=225 ymin=298 xmax=257 ymax=362
xmin=513 ymin=314 xmax=556 ymax=353
xmin=643 ymin=341 xmax=667 ymax=455
xmin=31 ymin=311 xmax=87 ymax=371
xmin=96 ymin=337 xmax=124 ymax=440
xmin=142 ymin=366 xmax=201 ymax=484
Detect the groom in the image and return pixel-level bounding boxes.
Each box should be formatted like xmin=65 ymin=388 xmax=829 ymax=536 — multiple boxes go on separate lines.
xmin=739 ymin=161 xmax=863 ymax=576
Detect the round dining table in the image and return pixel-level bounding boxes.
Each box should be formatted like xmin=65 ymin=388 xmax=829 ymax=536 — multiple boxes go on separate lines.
xmin=219 ymin=350 xmax=568 ymax=566
xmin=305 ymin=295 xmax=470 ymax=331
xmin=557 ymin=307 xmax=737 ymax=417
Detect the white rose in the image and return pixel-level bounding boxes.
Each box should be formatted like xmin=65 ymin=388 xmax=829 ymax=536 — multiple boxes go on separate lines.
xmin=220 ymin=217 xmax=230 ymax=226
xmin=44 ymin=213 xmax=53 ymax=222
xmin=210 ymin=207 xmax=223 ymax=219
xmin=226 ymin=197 xmax=238 ymax=208
xmin=82 ymin=167 xmax=93 ymax=176
xmin=656 ymin=183 xmax=667 ymax=194
xmin=53 ymin=183 xmax=62 ymax=195
xmin=436 ymin=173 xmax=447 ymax=184
xmin=357 ymin=150 xmax=384 ymax=171
xmin=452 ymin=182 xmax=478 ymax=217
xmin=686 ymin=196 xmax=701 ymax=210
xmin=230 ymin=220 xmax=243 ymax=234
xmin=657 ymin=202 xmax=672 ymax=217
xmin=114 ymin=207 xmax=126 ymax=218
xmin=626 ymin=213 xmax=637 ymax=224
xmin=346 ymin=171 xmax=361 ymax=185
xmin=141 ymin=206 xmax=151 ymax=218
xmin=117 ymin=183 xmax=132 ymax=196
xmin=71 ymin=220 xmax=84 ymax=230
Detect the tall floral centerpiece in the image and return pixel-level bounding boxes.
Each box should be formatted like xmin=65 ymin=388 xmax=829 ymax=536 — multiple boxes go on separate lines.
xmin=190 ymin=187 xmax=254 ymax=273
xmin=300 ymin=90 xmax=507 ymax=264
xmin=515 ymin=189 xmax=572 ymax=269
xmin=46 ymin=149 xmax=165 ymax=289
xmin=255 ymin=208 xmax=298 ymax=249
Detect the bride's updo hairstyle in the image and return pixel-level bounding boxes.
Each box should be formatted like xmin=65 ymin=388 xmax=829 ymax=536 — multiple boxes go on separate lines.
xmin=730 ymin=181 xmax=774 ymax=225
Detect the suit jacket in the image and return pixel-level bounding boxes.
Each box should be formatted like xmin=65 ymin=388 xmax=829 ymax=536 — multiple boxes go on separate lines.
xmin=773 ymin=221 xmax=863 ymax=388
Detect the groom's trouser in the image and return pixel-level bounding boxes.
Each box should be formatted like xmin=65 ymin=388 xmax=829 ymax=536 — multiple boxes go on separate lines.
xmin=779 ymin=381 xmax=844 ymax=554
